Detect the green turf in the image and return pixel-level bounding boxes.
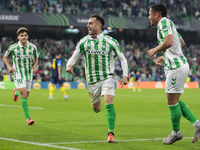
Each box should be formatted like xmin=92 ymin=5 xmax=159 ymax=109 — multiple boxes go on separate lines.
xmin=0 ymin=89 xmax=199 ymax=150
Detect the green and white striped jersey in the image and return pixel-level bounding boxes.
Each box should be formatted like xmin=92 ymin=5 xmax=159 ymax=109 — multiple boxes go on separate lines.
xmin=157 ymin=17 xmax=187 ymax=70
xmin=4 ymin=41 xmax=39 ymax=80
xmin=67 ymin=32 xmax=128 ymax=84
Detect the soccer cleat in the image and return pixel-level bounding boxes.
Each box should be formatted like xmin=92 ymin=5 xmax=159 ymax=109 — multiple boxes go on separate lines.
xmin=138 ymin=89 xmax=142 ymax=92
xmin=27 ymin=118 xmax=34 ymax=125
xmin=64 ymin=95 xmax=70 ymax=100
xmin=107 ymin=132 xmax=115 ymax=143
xmin=192 ymin=120 xmax=200 ymax=143
xmin=49 ymin=95 xmax=53 ymax=100
xmin=13 ymin=88 xmax=19 ymax=102
xmin=163 ymin=132 xmax=183 ymax=145
xmin=133 ymin=90 xmax=135 ymax=92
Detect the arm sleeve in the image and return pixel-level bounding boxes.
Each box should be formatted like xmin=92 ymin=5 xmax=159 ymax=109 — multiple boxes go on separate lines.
xmin=160 ymin=19 xmax=173 ymax=37
xmin=4 ymin=45 xmax=13 ymax=57
xmin=33 ymin=46 xmax=39 ymax=58
xmin=113 ymin=42 xmax=128 ymax=77
xmin=67 ymin=43 xmax=82 ymax=66
xmin=57 ymin=59 xmax=62 ymax=66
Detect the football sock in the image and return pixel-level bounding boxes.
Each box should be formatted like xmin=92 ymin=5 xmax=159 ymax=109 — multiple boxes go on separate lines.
xmin=91 ymin=104 xmax=101 ymax=113
xmin=15 ymin=91 xmax=21 ymax=97
xmin=133 ymin=86 xmax=135 ymax=90
xmin=168 ymin=103 xmax=181 ymax=131
xmin=179 ymin=100 xmax=197 ymax=124
xmin=105 ymin=103 xmax=116 ymax=133
xmin=60 ymin=87 xmax=66 ymax=95
xmin=49 ymin=86 xmax=54 ymax=95
xmin=21 ymin=98 xmax=30 ymax=119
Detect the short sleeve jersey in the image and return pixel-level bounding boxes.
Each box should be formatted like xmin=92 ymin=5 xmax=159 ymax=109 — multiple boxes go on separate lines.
xmin=157 ymin=17 xmax=187 ymax=70
xmin=4 ymin=41 xmax=39 ymax=80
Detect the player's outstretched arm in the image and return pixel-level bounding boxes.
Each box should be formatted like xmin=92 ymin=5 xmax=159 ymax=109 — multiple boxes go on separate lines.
xmin=33 ymin=57 xmax=38 ymax=74
xmin=3 ymin=56 xmax=15 ymax=73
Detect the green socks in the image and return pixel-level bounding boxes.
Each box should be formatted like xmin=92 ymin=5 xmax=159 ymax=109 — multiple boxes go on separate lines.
xmin=105 ymin=104 xmax=116 ymax=133
xmin=168 ymin=103 xmax=181 ymax=131
xmin=21 ymin=98 xmax=30 ymax=119
xmin=179 ymin=100 xmax=197 ymax=124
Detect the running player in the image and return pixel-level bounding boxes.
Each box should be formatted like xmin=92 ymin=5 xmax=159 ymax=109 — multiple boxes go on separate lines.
xmin=4 ymin=27 xmax=39 ymax=125
xmin=66 ymin=14 xmax=128 ymax=143
xmin=148 ymin=4 xmax=200 ymax=144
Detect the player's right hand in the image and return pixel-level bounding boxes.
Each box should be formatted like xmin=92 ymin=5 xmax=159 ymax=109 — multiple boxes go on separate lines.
xmin=66 ymin=65 xmax=75 ymax=76
xmin=8 ymin=67 xmax=15 ymax=73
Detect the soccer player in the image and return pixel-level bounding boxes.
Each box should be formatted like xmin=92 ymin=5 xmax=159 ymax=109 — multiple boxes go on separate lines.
xmin=66 ymin=14 xmax=128 ymax=142
xmin=147 ymin=4 xmax=200 ymax=144
xmin=49 ymin=51 xmax=70 ymax=100
xmin=132 ymin=71 xmax=141 ymax=92
xmin=3 ymin=27 xmax=39 ymax=125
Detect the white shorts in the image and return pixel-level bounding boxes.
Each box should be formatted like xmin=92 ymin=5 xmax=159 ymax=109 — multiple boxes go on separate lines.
xmin=14 ymin=79 xmax=32 ymax=91
xmin=88 ymin=78 xmax=115 ymax=104
xmin=165 ymin=63 xmax=189 ymax=93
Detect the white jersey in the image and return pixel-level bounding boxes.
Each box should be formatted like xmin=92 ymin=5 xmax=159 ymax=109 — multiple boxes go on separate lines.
xmin=67 ymin=32 xmax=128 ymax=84
xmin=157 ymin=17 xmax=187 ymax=70
xmin=4 ymin=41 xmax=39 ymax=80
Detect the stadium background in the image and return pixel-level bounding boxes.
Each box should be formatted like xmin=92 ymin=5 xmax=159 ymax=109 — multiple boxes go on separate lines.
xmin=0 ymin=0 xmax=199 ymax=88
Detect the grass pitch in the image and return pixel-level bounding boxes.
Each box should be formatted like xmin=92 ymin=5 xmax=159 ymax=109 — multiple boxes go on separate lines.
xmin=0 ymin=89 xmax=199 ymax=150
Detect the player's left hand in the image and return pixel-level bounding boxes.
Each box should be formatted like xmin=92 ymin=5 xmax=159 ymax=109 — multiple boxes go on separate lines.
xmin=32 ymin=66 xmax=37 ymax=73
xmin=148 ymin=48 xmax=156 ymax=58
xmin=58 ymin=74 xmax=62 ymax=80
xmin=120 ymin=76 xmax=128 ymax=88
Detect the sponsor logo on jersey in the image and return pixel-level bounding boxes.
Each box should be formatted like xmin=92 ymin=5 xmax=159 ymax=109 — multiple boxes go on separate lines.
xmin=86 ymin=49 xmax=105 ymax=55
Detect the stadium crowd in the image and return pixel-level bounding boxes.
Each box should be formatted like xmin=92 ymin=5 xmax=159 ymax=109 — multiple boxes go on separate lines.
xmin=0 ymin=36 xmax=199 ymax=83
xmin=0 ymin=0 xmax=199 ymax=20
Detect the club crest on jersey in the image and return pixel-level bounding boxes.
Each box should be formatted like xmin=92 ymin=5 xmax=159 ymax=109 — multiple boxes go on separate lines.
xmin=102 ymin=44 xmax=106 ymax=48
xmin=86 ymin=49 xmax=105 ymax=55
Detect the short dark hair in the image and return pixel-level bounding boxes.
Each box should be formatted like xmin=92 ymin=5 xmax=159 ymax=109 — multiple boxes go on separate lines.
xmin=55 ymin=51 xmax=62 ymax=56
xmin=150 ymin=4 xmax=167 ymax=17
xmin=91 ymin=14 xmax=104 ymax=28
xmin=16 ymin=27 xmax=28 ymax=35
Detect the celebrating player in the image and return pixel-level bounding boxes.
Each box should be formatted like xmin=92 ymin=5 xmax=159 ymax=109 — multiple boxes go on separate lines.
xmin=148 ymin=4 xmax=200 ymax=144
xmin=66 ymin=14 xmax=128 ymax=142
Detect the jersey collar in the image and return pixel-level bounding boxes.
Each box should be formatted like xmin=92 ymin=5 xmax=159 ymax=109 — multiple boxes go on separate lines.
xmin=18 ymin=40 xmax=29 ymax=48
xmin=89 ymin=32 xmax=104 ymax=40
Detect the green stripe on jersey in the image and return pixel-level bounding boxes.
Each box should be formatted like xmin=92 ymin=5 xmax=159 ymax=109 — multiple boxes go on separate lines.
xmin=180 ymin=56 xmax=186 ymax=64
xmin=29 ymin=45 xmax=32 ymax=55
xmin=28 ymin=58 xmax=31 ymax=79
xmin=33 ymin=47 xmax=37 ymax=58
xmin=24 ymin=58 xmax=28 ymax=80
xmin=158 ymin=28 xmax=164 ymax=42
xmin=23 ymin=47 xmax=26 ymax=55
xmin=161 ymin=20 xmax=167 ymax=30
xmin=102 ymin=39 xmax=107 ymax=78
xmin=168 ymin=59 xmax=172 ymax=69
xmin=17 ymin=46 xmax=20 ymax=55
xmin=173 ymin=58 xmax=180 ymax=68
xmin=94 ymin=40 xmax=100 ymax=82
xmin=18 ymin=58 xmax=23 ymax=79
xmin=87 ymin=40 xmax=93 ymax=83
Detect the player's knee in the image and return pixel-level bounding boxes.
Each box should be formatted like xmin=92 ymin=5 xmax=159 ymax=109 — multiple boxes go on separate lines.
xmin=93 ymin=107 xmax=101 ymax=113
